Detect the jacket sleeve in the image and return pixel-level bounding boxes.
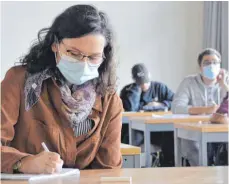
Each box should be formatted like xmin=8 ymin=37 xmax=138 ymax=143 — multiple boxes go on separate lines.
xmin=1 ymin=67 xmax=31 ymax=173
xmin=120 ymin=84 xmax=141 ymax=111
xmin=157 ymin=82 xmax=174 ymax=110
xmin=171 ymin=78 xmax=191 ymax=114
xmin=90 ymin=94 xmax=123 ymax=169
xmin=216 ymin=93 xmax=228 ymax=114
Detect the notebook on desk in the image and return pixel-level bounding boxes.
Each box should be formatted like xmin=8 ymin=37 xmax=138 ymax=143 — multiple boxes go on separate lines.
xmin=1 ymin=168 xmax=80 ymax=181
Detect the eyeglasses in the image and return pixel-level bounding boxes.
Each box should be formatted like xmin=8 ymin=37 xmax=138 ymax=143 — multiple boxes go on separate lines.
xmin=59 ymin=42 xmax=105 ymax=66
xmin=202 ymin=60 xmax=221 ymax=66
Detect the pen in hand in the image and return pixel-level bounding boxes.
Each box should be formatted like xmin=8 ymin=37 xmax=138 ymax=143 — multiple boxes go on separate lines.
xmin=41 ymin=142 xmax=63 ymax=173
xmin=41 ymin=142 xmax=50 ymax=152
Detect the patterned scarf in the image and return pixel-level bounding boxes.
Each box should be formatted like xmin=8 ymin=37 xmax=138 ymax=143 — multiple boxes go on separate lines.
xmin=24 ymin=68 xmax=96 ymax=130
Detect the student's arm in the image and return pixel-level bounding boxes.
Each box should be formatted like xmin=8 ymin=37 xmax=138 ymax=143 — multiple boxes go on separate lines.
xmin=1 ymin=67 xmax=31 ymax=173
xmin=216 ymin=93 xmax=228 ymax=114
xmin=90 ymin=94 xmax=122 ymax=169
xmin=188 ymin=106 xmax=219 ymax=115
xmin=157 ymin=82 xmax=174 ymax=109
xmin=120 ymin=84 xmax=141 ymax=111
xmin=217 ymin=69 xmax=229 ymax=92
xmin=1 ymin=67 xmax=62 ymax=174
xmin=210 ymin=93 xmax=228 ymax=123
xmin=210 ymin=113 xmax=229 ymax=124
xmin=171 ymin=78 xmax=218 ymax=114
xmin=171 ymin=78 xmax=191 ymax=114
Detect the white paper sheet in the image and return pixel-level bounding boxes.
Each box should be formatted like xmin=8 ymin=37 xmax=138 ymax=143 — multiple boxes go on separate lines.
xmin=1 ymin=168 xmax=80 ymax=181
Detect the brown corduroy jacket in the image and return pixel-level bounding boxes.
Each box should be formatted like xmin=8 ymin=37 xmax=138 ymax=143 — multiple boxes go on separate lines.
xmin=1 ymin=66 xmax=123 ymax=173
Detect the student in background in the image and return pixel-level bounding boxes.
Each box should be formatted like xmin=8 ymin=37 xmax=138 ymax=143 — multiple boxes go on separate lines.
xmin=120 ymin=63 xmax=174 ymax=112
xmin=120 ymin=63 xmax=174 ymax=166
xmin=172 ymin=48 xmax=228 ymax=115
xmin=172 ymin=48 xmax=228 ymax=166
xmin=1 ymin=5 xmax=122 ymax=174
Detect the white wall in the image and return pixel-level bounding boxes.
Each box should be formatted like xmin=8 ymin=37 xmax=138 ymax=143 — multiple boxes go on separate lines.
xmin=1 ymin=1 xmax=203 ymax=93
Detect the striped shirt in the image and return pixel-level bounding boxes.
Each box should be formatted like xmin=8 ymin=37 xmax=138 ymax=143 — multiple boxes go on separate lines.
xmin=74 ymin=118 xmax=94 ymax=137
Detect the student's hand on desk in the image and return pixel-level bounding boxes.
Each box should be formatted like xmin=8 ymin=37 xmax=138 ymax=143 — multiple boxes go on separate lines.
xmin=189 ymin=105 xmax=219 ymax=115
xmin=206 ymin=105 xmax=220 ymax=114
xmin=19 ymin=151 xmax=63 ymax=174
xmin=210 ymin=113 xmax=229 ymax=124
xmin=147 ymin=102 xmax=164 ymax=107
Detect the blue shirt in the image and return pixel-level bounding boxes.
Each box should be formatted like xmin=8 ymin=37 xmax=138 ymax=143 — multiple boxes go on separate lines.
xmin=120 ymin=81 xmax=174 ymax=111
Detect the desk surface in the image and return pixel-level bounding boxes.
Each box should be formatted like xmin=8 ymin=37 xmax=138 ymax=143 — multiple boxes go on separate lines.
xmin=2 ymin=166 xmax=228 ymax=184
xmin=122 ymin=111 xmax=171 ymax=117
xmin=175 ymin=122 xmax=229 ymax=132
xmin=120 ymin=143 xmax=141 ymax=155
xmin=130 ymin=114 xmax=211 ymax=124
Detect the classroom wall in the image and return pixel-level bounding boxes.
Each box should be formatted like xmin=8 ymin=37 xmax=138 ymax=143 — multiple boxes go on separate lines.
xmin=1 ymin=1 xmax=203 ymax=93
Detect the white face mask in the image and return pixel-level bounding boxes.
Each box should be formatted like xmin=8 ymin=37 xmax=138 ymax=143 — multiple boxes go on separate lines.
xmin=56 ymin=54 xmax=100 ymax=85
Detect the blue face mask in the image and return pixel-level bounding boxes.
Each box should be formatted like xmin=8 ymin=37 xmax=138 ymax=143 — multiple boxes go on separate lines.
xmin=202 ymin=64 xmax=220 ymax=80
xmin=57 ymin=54 xmax=100 ymax=85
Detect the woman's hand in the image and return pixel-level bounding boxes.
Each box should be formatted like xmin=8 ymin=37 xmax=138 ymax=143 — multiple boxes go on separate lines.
xmin=19 ymin=151 xmax=63 ymax=174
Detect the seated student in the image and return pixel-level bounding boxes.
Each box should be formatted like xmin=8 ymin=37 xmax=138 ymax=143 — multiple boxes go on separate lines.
xmin=1 ymin=5 xmax=123 ymax=174
xmin=172 ymin=48 xmax=228 ymax=166
xmin=120 ymin=63 xmax=174 ymax=112
xmin=120 ymin=63 xmax=174 ymax=166
xmin=172 ymin=48 xmax=228 ymax=115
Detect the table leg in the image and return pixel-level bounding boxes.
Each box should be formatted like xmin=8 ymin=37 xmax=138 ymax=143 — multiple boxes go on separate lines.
xmin=199 ymin=134 xmax=208 ymax=166
xmin=134 ymin=154 xmax=141 ymax=168
xmin=144 ymin=124 xmax=151 ymax=167
xmin=174 ymin=128 xmax=182 ymax=166
xmin=129 ymin=120 xmax=134 ymax=145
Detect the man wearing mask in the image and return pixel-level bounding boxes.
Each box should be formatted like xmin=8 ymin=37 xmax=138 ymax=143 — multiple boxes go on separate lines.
xmin=120 ymin=63 xmax=174 ymax=166
xmin=172 ymin=48 xmax=229 ymax=166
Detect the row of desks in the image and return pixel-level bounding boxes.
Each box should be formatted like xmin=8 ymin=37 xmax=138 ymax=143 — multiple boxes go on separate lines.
xmin=122 ymin=112 xmax=229 ymax=167
xmin=1 ymin=112 xmax=227 ymax=184
xmin=2 ymin=166 xmax=228 ymax=184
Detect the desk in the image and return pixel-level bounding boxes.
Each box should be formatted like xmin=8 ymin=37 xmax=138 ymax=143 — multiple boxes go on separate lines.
xmin=122 ymin=111 xmax=171 ymax=144
xmin=2 ymin=166 xmax=228 ymax=184
xmin=129 ymin=114 xmax=210 ymax=167
xmin=174 ymin=122 xmax=229 ymax=166
xmin=122 ymin=111 xmax=172 ymax=144
xmin=122 ymin=111 xmax=172 ymax=124
xmin=121 ymin=143 xmax=141 ymax=168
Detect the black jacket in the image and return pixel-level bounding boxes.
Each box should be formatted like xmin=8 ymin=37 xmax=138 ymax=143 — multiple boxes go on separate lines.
xmin=120 ymin=81 xmax=174 ymax=111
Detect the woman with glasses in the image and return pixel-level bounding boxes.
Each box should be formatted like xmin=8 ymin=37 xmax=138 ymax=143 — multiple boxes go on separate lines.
xmin=171 ymin=48 xmax=228 ymax=166
xmin=1 ymin=5 xmax=122 ymax=174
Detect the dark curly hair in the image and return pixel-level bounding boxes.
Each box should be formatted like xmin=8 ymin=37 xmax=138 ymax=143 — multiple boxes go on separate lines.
xmin=19 ymin=4 xmax=116 ymax=95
